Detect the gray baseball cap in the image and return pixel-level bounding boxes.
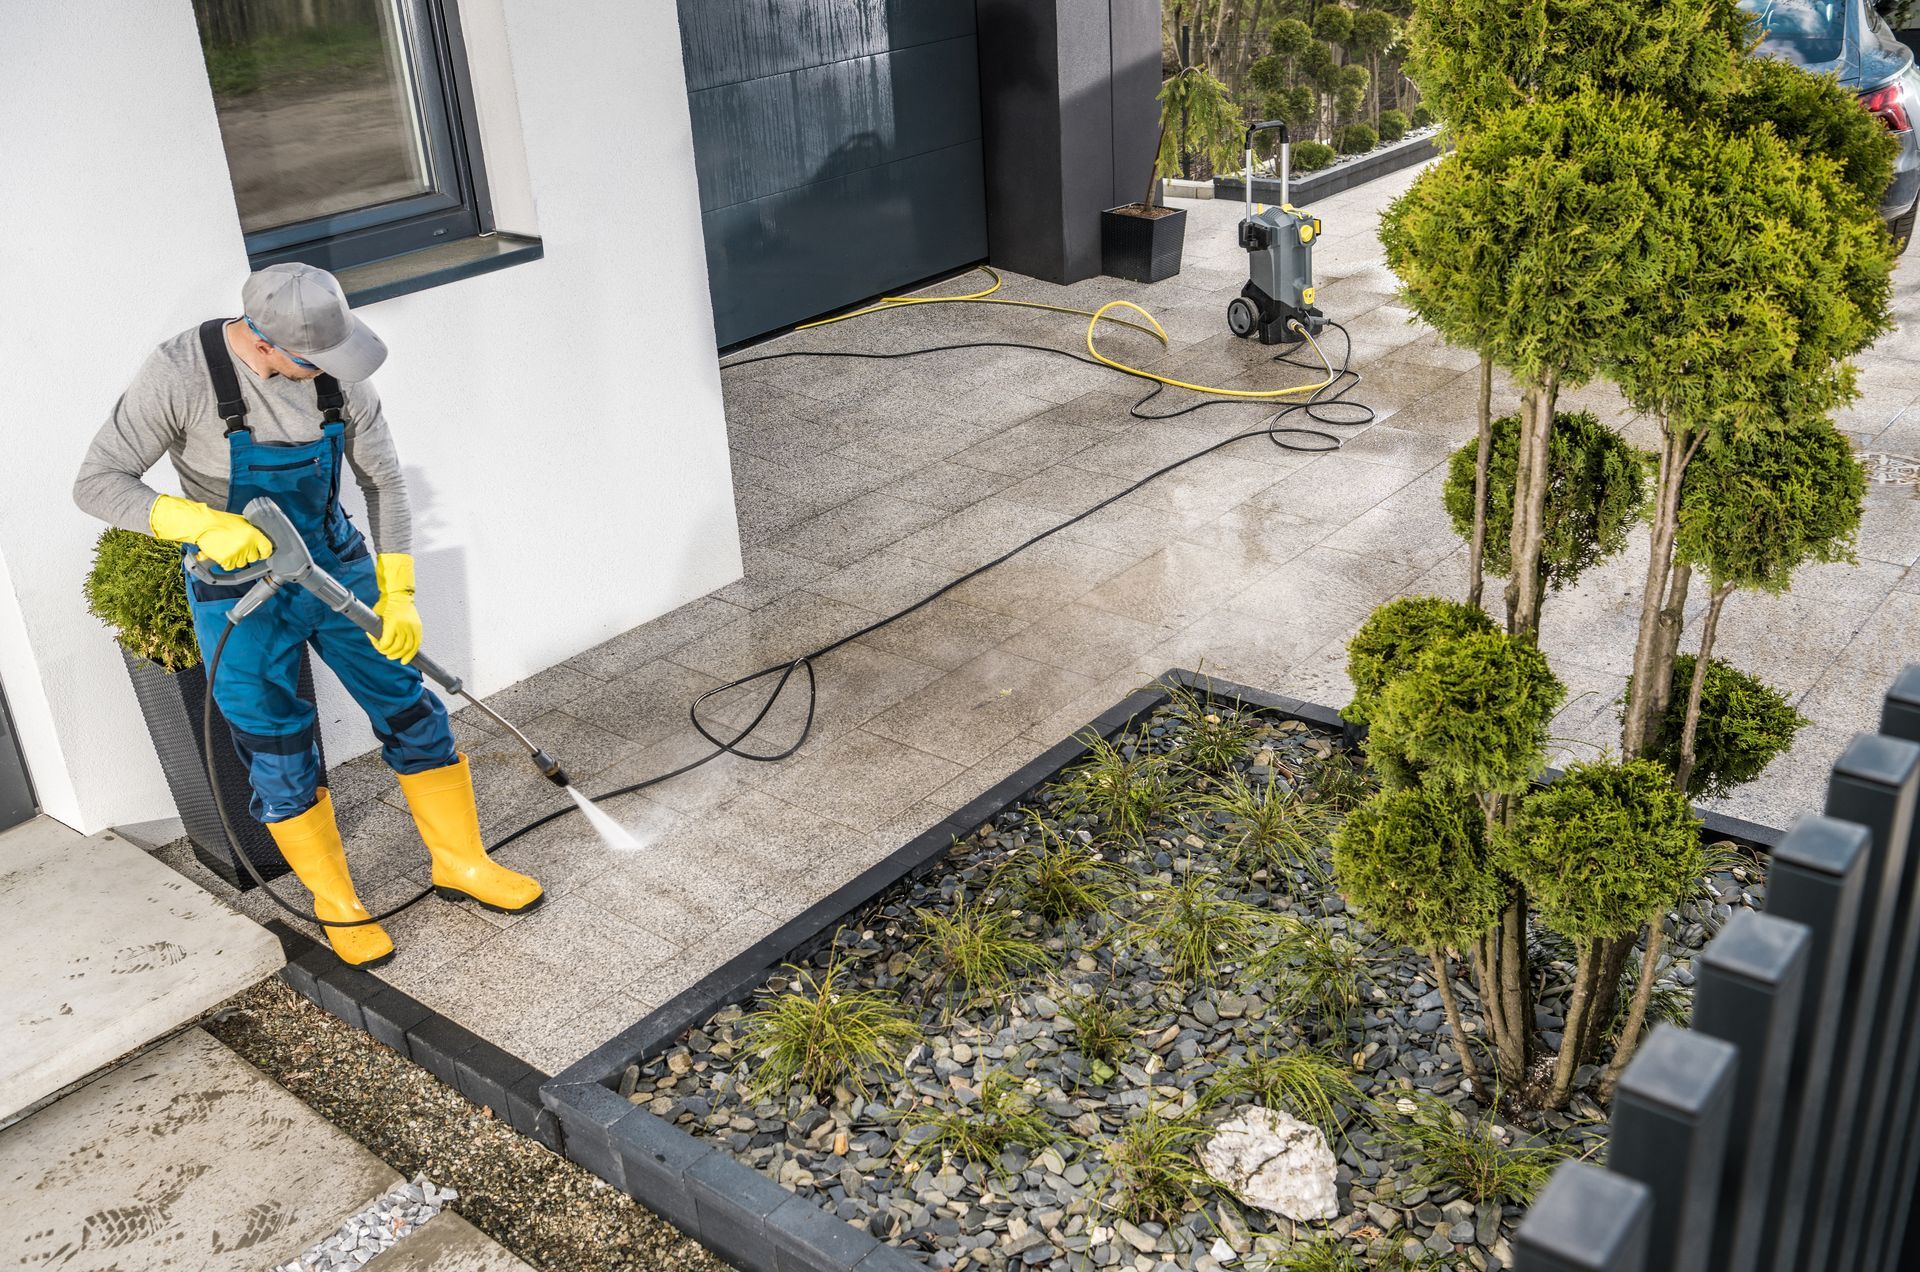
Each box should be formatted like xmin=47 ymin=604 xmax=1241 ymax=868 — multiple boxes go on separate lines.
xmin=241 ymin=262 xmax=388 ymax=381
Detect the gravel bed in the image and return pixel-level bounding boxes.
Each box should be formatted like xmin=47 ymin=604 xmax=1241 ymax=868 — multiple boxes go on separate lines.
xmin=208 ymin=979 xmax=731 ymax=1272
xmin=623 ymin=700 xmax=1765 ymax=1272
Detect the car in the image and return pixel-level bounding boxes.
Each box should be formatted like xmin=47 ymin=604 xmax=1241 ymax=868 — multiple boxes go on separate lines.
xmin=1742 ymin=0 xmax=1920 ymax=251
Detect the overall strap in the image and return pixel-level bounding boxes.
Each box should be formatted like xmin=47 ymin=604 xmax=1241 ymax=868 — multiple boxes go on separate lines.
xmin=198 ymin=318 xmax=249 ymax=435
xmin=314 ymin=374 xmax=346 ymax=424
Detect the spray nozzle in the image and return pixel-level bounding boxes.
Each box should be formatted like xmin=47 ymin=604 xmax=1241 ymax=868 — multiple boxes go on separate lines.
xmin=531 ymin=749 xmax=572 ymax=788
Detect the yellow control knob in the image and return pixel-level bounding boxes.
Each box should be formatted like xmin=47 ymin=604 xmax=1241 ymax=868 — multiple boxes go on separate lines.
xmin=1298 ymin=223 xmax=1314 ymax=244
xmin=1302 ymin=287 xmax=1316 ymax=305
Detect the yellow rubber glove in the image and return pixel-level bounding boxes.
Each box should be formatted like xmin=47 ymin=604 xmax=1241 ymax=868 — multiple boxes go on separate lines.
xmin=149 ymin=494 xmax=272 ymax=570
xmin=371 ymin=554 xmax=423 ymax=664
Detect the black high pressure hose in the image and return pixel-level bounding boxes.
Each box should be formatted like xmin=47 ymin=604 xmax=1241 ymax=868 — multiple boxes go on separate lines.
xmin=206 ymin=320 xmax=1373 ymax=930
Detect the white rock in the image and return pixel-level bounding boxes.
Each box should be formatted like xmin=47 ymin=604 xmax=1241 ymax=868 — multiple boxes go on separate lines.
xmin=1198 ymin=1105 xmax=1339 ymax=1222
xmin=1210 ymin=1236 xmax=1239 ymax=1265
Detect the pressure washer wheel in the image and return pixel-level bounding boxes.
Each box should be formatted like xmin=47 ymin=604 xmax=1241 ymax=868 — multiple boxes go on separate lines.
xmin=1226 ymin=296 xmax=1259 ymax=338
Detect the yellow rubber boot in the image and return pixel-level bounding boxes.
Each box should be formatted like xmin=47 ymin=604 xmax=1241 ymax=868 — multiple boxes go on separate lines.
xmin=397 ymin=754 xmax=544 ymax=914
xmin=266 ymin=790 xmax=396 ymax=967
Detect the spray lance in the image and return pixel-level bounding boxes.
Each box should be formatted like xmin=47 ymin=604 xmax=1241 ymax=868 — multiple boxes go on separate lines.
xmin=183 ymin=496 xmax=640 ymax=929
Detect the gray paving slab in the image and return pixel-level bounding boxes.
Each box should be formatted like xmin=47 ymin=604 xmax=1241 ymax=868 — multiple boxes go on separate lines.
xmin=1 ymin=818 xmax=283 ymax=1122
xmin=0 ymin=1028 xmax=398 ymax=1270
xmin=147 ymin=162 xmax=1920 ymax=1077
xmin=365 ymin=1211 xmax=534 ymax=1270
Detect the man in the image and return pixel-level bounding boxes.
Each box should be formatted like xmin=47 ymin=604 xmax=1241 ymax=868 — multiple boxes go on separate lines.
xmin=75 ymin=263 xmax=541 ymax=967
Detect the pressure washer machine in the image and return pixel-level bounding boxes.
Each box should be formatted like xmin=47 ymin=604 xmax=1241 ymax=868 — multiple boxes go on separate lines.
xmin=1227 ymin=120 xmax=1326 ymax=345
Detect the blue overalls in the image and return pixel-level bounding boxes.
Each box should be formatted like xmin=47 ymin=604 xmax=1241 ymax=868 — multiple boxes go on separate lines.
xmin=184 ymin=318 xmax=454 ymax=824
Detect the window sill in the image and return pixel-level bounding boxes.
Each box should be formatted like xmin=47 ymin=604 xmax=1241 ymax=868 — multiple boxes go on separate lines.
xmin=336 ymin=233 xmax=543 ymax=306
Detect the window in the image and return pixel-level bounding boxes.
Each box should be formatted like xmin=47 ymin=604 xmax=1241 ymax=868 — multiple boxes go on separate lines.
xmin=192 ymin=0 xmax=492 ymax=273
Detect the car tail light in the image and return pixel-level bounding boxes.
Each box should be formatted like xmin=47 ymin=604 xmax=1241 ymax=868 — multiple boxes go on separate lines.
xmin=1861 ymin=83 xmax=1912 ymax=133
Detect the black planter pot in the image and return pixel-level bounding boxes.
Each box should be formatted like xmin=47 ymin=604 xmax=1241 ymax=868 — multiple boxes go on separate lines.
xmin=1101 ymin=204 xmax=1187 ymax=283
xmin=119 ymin=645 xmax=326 ymax=890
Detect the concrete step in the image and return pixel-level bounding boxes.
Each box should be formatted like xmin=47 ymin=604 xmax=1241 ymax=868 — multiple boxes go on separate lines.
xmin=0 ymin=816 xmax=285 ymax=1121
xmin=0 ymin=1027 xmax=531 ymax=1270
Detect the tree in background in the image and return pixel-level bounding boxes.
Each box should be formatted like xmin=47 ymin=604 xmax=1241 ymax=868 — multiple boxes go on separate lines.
xmin=1348 ymin=8 xmax=1400 ymax=123
xmin=1154 ymin=66 xmax=1244 ymax=201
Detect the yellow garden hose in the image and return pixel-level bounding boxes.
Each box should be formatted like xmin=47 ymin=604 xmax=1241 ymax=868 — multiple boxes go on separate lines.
xmin=794 ymin=266 xmax=1335 ymax=400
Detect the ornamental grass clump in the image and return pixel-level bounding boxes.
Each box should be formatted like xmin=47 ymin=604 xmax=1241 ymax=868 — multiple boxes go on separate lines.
xmin=1057 ymin=734 xmax=1187 ymax=846
xmin=900 ymin=1070 xmax=1050 ymax=1170
xmin=1164 ymin=682 xmax=1264 ymax=775
xmin=1333 ymin=787 xmax=1503 ymax=1087
xmin=1132 ymin=871 xmax=1280 ymax=985
xmin=1264 ymin=920 xmax=1374 ymax=1043
xmin=913 ymin=893 xmax=1049 ymax=1012
xmin=1389 ymin=1092 xmax=1571 ymax=1207
xmin=1059 ymin=991 xmax=1139 ymax=1079
xmin=742 ymin=951 xmax=921 ymax=1101
xmin=1098 ymin=1103 xmax=1213 ymax=1224
xmin=1192 ymin=770 xmax=1334 ymax=883
xmin=1495 ymin=758 xmax=1701 ymax=1104
xmin=1000 ymin=817 xmax=1123 ymax=922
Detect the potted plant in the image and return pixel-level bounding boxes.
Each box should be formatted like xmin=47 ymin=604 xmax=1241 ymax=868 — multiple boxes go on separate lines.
xmin=82 ymin=527 xmax=326 ymax=889
xmin=1103 ymin=65 xmax=1239 ymax=283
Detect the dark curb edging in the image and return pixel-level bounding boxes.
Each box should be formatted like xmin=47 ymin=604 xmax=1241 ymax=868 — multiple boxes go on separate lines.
xmin=1213 ymin=131 xmax=1442 ymax=205
xmin=265 ymin=669 xmax=1783 ymax=1272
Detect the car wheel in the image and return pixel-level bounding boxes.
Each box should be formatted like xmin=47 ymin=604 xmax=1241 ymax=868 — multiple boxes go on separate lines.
xmin=1894 ymin=202 xmax=1916 ymax=256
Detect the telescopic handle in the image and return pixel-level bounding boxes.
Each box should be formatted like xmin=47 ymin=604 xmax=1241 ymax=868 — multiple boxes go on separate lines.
xmin=329 ymin=588 xmax=464 ymax=694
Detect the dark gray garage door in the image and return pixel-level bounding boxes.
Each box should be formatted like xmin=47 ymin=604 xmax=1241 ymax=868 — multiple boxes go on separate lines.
xmin=678 ymin=0 xmax=989 ymax=347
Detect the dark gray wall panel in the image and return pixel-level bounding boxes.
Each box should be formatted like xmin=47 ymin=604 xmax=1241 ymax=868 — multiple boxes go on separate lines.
xmin=703 ymin=143 xmax=988 ymax=346
xmin=678 ymin=0 xmax=987 ymax=346
xmin=0 ymin=681 xmax=35 ymax=832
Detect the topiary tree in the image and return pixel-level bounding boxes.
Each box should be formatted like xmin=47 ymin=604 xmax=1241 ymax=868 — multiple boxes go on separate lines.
xmin=1344 ymin=595 xmax=1498 ymax=725
xmin=1381 ymin=90 xmax=1669 ymax=637
xmin=1495 ymin=758 xmax=1701 ymax=1106
xmin=1441 ymin=410 xmax=1649 ymax=603
xmin=1729 ymin=55 xmax=1898 ymax=206
xmin=1290 ymin=139 xmax=1338 ymax=172
xmin=1378 ymin=107 xmax=1409 ymax=142
xmin=83 ymin=528 xmax=200 ymax=672
xmin=1313 ymin=3 xmax=1354 ymax=54
xmin=1337 ymin=64 xmax=1371 ymax=128
xmin=1338 ymin=121 xmax=1377 ymax=153
xmin=1349 ymin=8 xmax=1401 ymax=122
xmin=1334 ymin=787 xmax=1504 ymax=1087
xmin=1655 ymin=419 xmax=1861 ymax=789
xmin=1611 ymin=116 xmax=1893 ymax=762
xmin=1639 ymin=656 xmax=1808 ymax=799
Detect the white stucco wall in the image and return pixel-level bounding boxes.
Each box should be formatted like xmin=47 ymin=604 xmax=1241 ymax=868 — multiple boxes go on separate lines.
xmin=0 ymin=0 xmax=739 ymax=834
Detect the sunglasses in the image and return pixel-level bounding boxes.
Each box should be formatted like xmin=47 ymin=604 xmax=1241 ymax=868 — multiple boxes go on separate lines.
xmin=244 ymin=316 xmax=319 ymax=369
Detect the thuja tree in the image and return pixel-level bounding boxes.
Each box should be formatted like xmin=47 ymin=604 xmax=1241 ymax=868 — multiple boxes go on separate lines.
xmin=1495 ymin=758 xmax=1700 ymax=1104
xmin=1611 ymin=113 xmax=1894 ymax=758
xmin=1640 ymin=656 xmax=1808 ymax=800
xmin=1439 ymin=409 xmax=1647 ymax=606
xmin=1344 ymin=595 xmax=1496 ymax=726
xmin=1654 ymin=419 xmax=1862 ymax=790
xmin=1334 ymin=787 xmax=1504 ymax=1088
xmin=1360 ymin=629 xmax=1565 ymax=1078
xmin=1380 ymin=90 xmax=1666 ymax=635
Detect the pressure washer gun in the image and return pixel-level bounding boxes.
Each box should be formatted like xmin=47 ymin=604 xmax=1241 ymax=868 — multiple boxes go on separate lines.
xmin=1226 ymin=119 xmax=1326 ymax=346
xmin=183 ymin=496 xmax=571 ymax=789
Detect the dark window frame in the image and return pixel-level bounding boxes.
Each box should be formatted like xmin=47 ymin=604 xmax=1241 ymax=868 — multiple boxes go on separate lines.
xmin=226 ymin=0 xmax=498 ymax=275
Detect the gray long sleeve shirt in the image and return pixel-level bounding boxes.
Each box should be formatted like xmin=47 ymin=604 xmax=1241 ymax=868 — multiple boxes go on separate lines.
xmin=74 ymin=321 xmax=412 ymax=554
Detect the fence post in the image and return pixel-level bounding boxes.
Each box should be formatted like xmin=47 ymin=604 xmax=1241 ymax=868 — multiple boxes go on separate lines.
xmin=1690 ymin=911 xmax=1810 ymax=1272
xmin=1798 ymin=733 xmax=1920 ymax=1272
xmin=1513 ymin=1162 xmax=1653 ymax=1272
xmin=1608 ymin=1024 xmax=1739 ymax=1271
xmin=1868 ymin=664 xmax=1920 ymax=1272
xmin=1757 ymin=814 xmax=1872 ymax=1272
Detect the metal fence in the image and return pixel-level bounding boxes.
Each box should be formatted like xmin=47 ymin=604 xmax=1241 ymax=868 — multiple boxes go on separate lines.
xmin=1515 ymin=664 xmax=1920 ymax=1272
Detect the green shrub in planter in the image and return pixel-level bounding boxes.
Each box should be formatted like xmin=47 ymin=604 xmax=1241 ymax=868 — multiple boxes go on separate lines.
xmin=1411 ymin=104 xmax=1433 ymax=128
xmin=1378 ymin=109 xmax=1409 ymax=142
xmin=83 ymin=528 xmax=198 ymax=670
xmin=1292 ymin=140 xmax=1337 ymax=172
xmin=1344 ymin=595 xmax=1496 ymax=725
xmin=1338 ymin=123 xmax=1378 ymax=155
xmin=1638 ymin=655 xmax=1807 ymax=799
